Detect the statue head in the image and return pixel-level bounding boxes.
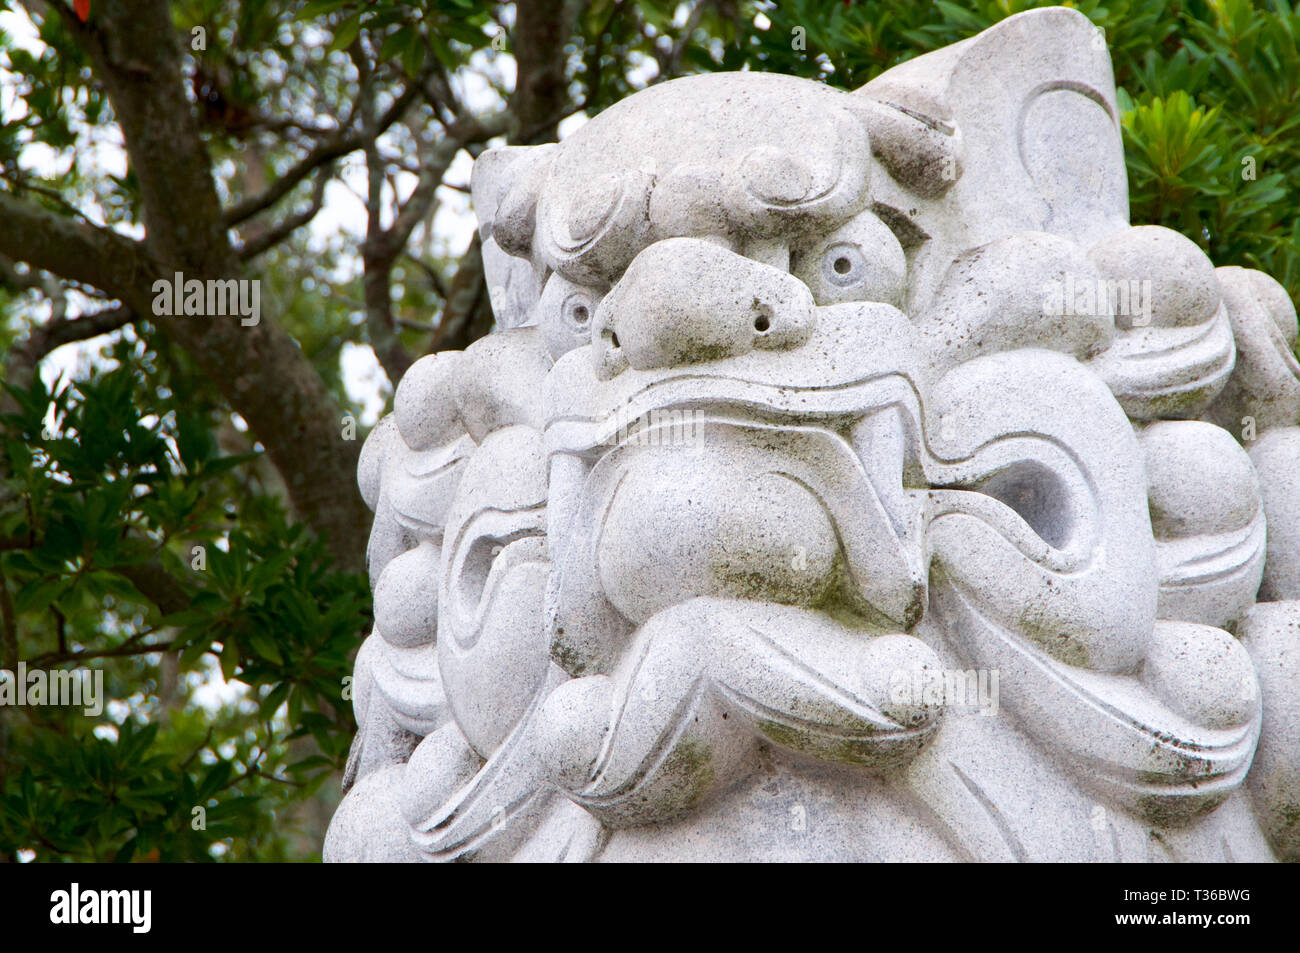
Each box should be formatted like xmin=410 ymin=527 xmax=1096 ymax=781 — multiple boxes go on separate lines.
xmin=329 ymin=7 xmax=1300 ymax=864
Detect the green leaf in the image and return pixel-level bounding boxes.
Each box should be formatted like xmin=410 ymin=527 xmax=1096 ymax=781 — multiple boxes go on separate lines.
xmin=198 ymin=761 xmax=232 ymax=800
xmin=296 ymin=0 xmax=349 ymax=21
xmin=328 ymin=12 xmax=362 ymax=52
xmin=218 ymin=637 xmax=241 ymax=681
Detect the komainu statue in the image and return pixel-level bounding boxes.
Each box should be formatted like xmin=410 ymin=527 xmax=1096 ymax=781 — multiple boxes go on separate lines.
xmin=325 ymin=7 xmax=1300 ymax=862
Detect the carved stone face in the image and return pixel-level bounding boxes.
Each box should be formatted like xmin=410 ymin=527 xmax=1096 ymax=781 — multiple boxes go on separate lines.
xmin=490 ymin=73 xmax=914 ymax=372
xmin=329 ymin=8 xmax=1300 ymax=864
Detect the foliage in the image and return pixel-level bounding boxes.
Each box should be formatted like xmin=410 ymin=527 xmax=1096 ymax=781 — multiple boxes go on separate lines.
xmin=1 ymin=343 xmax=366 ymax=860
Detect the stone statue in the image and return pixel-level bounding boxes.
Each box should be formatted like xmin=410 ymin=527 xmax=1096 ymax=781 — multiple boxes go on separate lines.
xmin=325 ymin=6 xmax=1300 ymax=862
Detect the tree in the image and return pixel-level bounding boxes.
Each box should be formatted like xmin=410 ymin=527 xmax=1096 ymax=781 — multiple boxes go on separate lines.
xmin=1 ymin=0 xmax=1296 ymax=861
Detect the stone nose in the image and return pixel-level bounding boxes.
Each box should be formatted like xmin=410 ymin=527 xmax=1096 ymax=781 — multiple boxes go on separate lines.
xmin=591 ymin=237 xmax=816 ymax=380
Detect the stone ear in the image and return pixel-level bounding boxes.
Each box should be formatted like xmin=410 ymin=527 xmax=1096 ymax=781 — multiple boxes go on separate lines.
xmin=859 ymin=6 xmax=1127 ymax=248
xmin=470 ymin=144 xmax=556 ymax=258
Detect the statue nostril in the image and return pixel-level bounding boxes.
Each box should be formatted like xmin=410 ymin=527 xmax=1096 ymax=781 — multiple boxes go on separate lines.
xmin=754 ymin=314 xmax=770 ymax=333
xmin=602 ymin=328 xmax=620 ymax=349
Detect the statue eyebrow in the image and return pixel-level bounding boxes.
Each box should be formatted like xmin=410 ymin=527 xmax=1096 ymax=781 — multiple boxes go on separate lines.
xmin=875 ymin=99 xmax=957 ymax=136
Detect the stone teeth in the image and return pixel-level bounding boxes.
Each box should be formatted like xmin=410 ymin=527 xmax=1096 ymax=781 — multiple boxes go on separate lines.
xmin=850 ymin=405 xmax=916 ymax=540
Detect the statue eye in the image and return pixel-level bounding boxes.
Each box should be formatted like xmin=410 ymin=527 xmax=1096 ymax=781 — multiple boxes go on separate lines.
xmin=793 ymin=212 xmax=907 ymax=308
xmin=822 ymin=244 xmax=869 ymax=288
xmin=538 ymin=272 xmax=605 ymax=360
xmin=563 ymin=292 xmax=594 ymax=331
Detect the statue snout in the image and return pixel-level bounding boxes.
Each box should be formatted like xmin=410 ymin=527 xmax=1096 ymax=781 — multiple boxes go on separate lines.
xmin=592 ymin=237 xmax=816 ymax=380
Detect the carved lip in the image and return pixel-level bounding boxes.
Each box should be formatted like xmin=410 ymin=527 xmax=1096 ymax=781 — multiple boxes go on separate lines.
xmin=387 ymin=437 xmax=475 ymax=538
xmin=367 ymin=639 xmax=446 ymax=736
xmin=547 ymin=372 xmax=921 ymax=457
xmin=1088 ymin=304 xmax=1237 ymax=403
xmin=936 ymin=580 xmax=1260 ymax=792
xmin=1156 ymin=514 xmax=1266 ymax=589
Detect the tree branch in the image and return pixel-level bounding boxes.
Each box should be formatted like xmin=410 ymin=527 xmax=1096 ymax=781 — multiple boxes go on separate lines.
xmin=0 ymin=192 xmax=157 ymax=311
xmin=222 ymin=83 xmax=420 ymax=228
xmin=28 ymin=640 xmax=176 ymax=668
xmin=115 ymin=559 xmax=191 ymax=617
xmin=510 ymin=0 xmax=579 ymax=145
xmin=237 ymin=165 xmax=333 ymax=261
xmin=0 ymin=564 xmax=17 ymax=674
xmin=28 ymin=305 xmax=137 ymax=362
xmin=431 ymin=232 xmax=491 ymax=352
